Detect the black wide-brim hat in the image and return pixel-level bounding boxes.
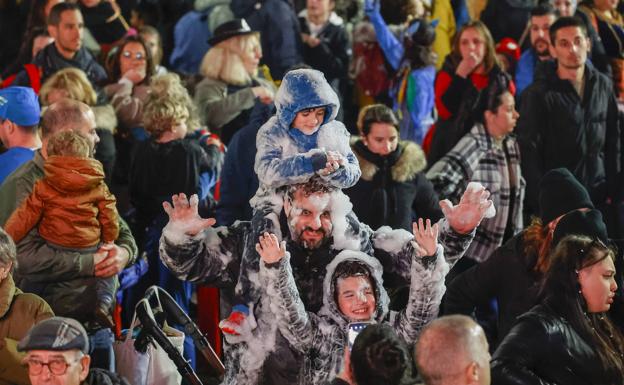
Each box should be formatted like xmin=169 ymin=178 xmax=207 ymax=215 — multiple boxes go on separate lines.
xmin=208 ymin=18 xmax=258 ymax=46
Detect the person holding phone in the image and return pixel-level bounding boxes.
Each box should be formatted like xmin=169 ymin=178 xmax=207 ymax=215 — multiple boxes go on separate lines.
xmin=257 ymin=218 xmax=448 ymax=385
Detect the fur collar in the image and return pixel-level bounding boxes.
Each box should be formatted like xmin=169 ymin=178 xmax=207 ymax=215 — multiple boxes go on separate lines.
xmin=351 ymin=137 xmax=427 ymax=183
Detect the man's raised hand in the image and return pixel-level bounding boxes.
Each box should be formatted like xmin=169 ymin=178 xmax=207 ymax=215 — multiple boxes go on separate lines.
xmin=256 ymin=232 xmax=286 ymax=264
xmin=441 ymin=182 xmax=494 ymax=234
xmin=162 ymin=193 xmax=216 ymax=236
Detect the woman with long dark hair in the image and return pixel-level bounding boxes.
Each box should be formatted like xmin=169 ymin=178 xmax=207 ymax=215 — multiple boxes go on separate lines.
xmin=492 ymin=235 xmax=624 ymax=384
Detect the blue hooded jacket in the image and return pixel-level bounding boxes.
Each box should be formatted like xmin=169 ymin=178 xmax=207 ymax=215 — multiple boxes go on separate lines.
xmin=254 ymin=69 xmax=360 ymax=190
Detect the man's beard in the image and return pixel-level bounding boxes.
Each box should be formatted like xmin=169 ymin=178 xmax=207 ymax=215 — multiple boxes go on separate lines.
xmin=533 ymin=39 xmax=550 ymax=58
xmin=294 ymin=227 xmax=330 ymax=250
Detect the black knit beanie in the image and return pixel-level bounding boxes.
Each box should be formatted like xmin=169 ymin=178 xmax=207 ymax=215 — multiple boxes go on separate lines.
xmin=538 ymin=168 xmax=594 ymax=224
xmin=552 ymin=209 xmax=608 ymax=248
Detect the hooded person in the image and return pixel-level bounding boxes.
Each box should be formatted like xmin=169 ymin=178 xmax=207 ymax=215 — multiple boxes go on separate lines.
xmin=257 ymin=217 xmax=448 ymax=385
xmin=219 ymin=68 xmax=362 ymax=335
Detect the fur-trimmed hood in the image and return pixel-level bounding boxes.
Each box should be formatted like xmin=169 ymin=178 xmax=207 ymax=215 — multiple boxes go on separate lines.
xmin=351 ymin=138 xmax=427 ymax=183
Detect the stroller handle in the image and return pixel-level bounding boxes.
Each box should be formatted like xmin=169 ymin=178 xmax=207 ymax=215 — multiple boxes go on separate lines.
xmin=142 ymin=286 xmax=225 ymax=375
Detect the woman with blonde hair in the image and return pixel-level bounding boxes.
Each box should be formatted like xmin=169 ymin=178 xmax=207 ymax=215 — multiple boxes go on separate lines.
xmin=194 ymin=19 xmax=276 ymax=145
xmin=39 ymin=67 xmax=118 ymax=184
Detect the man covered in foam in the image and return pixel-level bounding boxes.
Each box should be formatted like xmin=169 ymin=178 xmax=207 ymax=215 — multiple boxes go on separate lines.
xmin=159 ymin=178 xmax=493 ymax=384
xmin=224 ymin=68 xmax=362 ymax=334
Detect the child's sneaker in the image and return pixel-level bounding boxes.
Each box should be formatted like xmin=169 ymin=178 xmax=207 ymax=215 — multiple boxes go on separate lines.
xmin=219 ymin=304 xmax=251 ymax=336
xmin=94 ymin=303 xmax=115 ymax=329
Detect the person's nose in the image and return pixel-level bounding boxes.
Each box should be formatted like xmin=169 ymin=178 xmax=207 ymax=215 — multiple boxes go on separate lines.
xmin=310 ymin=216 xmax=321 ymax=229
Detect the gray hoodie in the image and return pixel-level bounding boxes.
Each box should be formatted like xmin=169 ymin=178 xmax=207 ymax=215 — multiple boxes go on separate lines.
xmin=261 ymin=246 xmax=449 ymax=385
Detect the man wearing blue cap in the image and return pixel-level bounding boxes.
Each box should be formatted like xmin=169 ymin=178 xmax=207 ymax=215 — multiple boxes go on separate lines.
xmin=0 ymin=86 xmax=41 ymax=184
xmin=18 ymin=317 xmax=129 ymax=385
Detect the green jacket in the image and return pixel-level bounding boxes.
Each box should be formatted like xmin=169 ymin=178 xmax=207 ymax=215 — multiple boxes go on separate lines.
xmin=0 ymin=151 xmax=138 ymax=322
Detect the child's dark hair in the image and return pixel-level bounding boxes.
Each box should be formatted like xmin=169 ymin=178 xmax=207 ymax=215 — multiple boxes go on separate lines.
xmin=350 ymin=324 xmax=411 ymax=385
xmin=356 ymin=104 xmax=399 ymax=136
xmin=333 ymin=260 xmax=377 ymax=305
xmin=403 ymin=18 xmax=437 ymax=69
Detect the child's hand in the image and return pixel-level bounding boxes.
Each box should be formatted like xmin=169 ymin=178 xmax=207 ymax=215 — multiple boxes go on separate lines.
xmin=327 ymin=151 xmax=346 ymax=166
xmin=256 ymin=233 xmax=286 ymax=264
xmin=318 ymin=151 xmax=343 ymax=175
xmin=412 ymin=218 xmax=439 ymax=257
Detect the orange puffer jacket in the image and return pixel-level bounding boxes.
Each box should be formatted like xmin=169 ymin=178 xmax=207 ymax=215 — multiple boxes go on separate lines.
xmin=4 ymin=156 xmax=119 ymax=248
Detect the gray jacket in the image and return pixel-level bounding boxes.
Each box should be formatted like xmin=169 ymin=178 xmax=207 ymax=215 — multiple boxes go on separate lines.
xmin=159 ymin=192 xmax=473 ymax=384
xmin=194 ymin=76 xmax=275 ymax=130
xmin=261 ymin=247 xmax=448 ymax=385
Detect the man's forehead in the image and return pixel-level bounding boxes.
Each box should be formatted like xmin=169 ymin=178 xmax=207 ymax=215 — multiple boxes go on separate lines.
xmin=60 ymin=9 xmax=83 ymax=24
xmin=291 ymin=190 xmax=331 ymax=208
xmin=556 ymin=26 xmax=585 ymax=40
xmin=531 ymin=14 xmax=555 ymax=26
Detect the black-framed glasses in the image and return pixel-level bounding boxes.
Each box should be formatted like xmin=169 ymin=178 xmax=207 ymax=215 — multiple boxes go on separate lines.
xmin=24 ymin=356 xmax=82 ymax=376
xmin=122 ymin=51 xmax=145 ymax=61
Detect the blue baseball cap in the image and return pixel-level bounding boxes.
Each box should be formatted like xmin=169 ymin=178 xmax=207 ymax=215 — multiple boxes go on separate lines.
xmin=0 ymin=86 xmax=41 ymax=126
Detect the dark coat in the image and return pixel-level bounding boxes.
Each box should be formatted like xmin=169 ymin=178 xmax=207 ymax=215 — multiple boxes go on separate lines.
xmin=345 ymin=139 xmax=443 ymax=232
xmin=298 ymin=15 xmax=349 ymax=84
xmin=491 ymin=301 xmax=622 ymax=385
xmin=129 ymin=138 xmax=218 ymax=226
xmin=216 ymin=102 xmax=274 ymax=225
xmin=231 ymin=0 xmax=302 ymax=79
xmin=13 ymin=43 xmax=108 ymax=88
xmin=517 ymin=60 xmax=621 ymax=216
xmin=84 ymin=369 xmax=130 ymax=385
xmin=443 ymin=231 xmax=542 ymax=344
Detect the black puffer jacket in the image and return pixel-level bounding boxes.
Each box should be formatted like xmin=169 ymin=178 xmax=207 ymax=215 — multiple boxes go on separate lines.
xmin=517 ymin=60 xmax=621 ymax=216
xmin=345 ymin=139 xmax=443 ymax=232
xmin=491 ymin=301 xmax=622 ymax=385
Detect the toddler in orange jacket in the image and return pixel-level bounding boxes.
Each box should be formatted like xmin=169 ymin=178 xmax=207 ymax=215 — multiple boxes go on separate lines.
xmin=5 ymin=130 xmax=119 ymax=328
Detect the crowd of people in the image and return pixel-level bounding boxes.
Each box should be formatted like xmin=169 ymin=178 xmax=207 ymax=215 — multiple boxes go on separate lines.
xmin=0 ymin=0 xmax=623 ymax=384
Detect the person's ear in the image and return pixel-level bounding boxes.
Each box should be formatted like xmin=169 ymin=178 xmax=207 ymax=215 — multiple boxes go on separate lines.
xmin=48 ymin=24 xmax=58 ymax=40
xmin=79 ymin=354 xmax=91 ymax=381
xmin=548 ymin=42 xmax=557 ymax=59
xmin=284 ymin=196 xmax=292 ymax=217
xmin=465 ymin=361 xmax=480 ymax=384
xmin=585 ymin=36 xmax=591 ymax=52
xmin=484 ymin=110 xmax=495 ymax=126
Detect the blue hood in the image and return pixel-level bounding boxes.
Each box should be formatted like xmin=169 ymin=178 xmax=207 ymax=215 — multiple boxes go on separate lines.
xmin=275 ymin=68 xmax=340 ymax=129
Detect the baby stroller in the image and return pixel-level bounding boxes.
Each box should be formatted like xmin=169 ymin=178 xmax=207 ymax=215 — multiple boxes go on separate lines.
xmin=133 ymin=285 xmax=225 ymax=385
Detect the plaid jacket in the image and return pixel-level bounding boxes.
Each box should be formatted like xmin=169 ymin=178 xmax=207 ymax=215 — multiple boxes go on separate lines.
xmin=426 ymin=123 xmax=524 ymax=262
